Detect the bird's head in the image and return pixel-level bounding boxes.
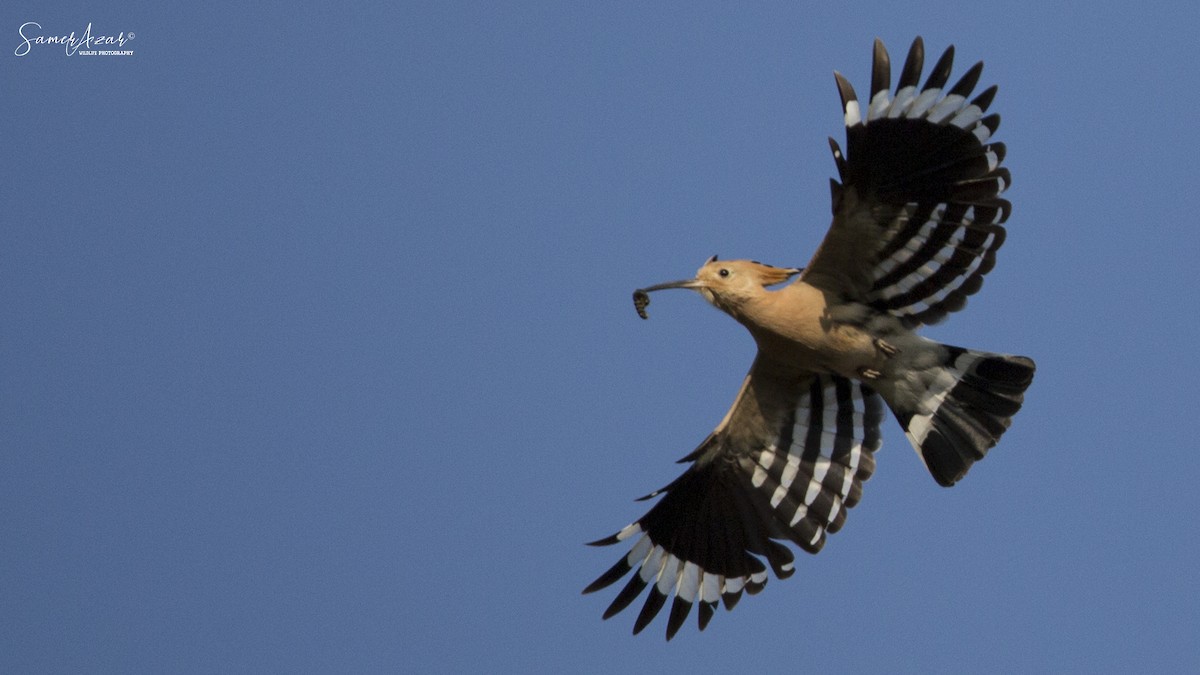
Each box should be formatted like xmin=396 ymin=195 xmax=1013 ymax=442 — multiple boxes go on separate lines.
xmin=633 ymin=255 xmax=801 ymax=319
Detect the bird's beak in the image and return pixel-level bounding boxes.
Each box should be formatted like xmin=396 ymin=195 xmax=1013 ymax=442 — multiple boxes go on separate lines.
xmin=637 ymin=278 xmax=705 ymax=294
xmin=632 ymin=278 xmax=704 ymax=319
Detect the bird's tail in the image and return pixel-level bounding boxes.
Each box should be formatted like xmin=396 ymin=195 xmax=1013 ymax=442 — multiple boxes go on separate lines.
xmin=885 ymin=345 xmax=1035 ymax=486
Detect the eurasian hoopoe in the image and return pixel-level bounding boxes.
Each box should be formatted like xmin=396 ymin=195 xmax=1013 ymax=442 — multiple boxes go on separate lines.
xmin=586 ymin=37 xmax=1036 ymax=640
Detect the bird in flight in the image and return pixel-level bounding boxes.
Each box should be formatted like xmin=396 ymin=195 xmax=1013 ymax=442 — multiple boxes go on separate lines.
xmin=585 ymin=37 xmax=1036 ymax=640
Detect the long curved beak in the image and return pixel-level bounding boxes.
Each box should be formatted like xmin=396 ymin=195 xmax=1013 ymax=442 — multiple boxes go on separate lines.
xmin=632 ymin=278 xmax=704 ymax=319
xmin=637 ymin=278 xmax=704 ymax=294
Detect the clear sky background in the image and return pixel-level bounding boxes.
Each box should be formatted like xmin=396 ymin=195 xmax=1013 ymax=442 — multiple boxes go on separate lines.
xmin=4 ymin=2 xmax=1199 ymax=673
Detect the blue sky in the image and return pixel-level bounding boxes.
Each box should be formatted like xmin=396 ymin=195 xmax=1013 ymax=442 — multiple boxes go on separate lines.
xmin=4 ymin=1 xmax=1199 ymax=673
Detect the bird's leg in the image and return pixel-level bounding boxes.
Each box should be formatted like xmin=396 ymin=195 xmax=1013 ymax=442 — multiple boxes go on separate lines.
xmin=859 ymin=338 xmax=899 ymax=379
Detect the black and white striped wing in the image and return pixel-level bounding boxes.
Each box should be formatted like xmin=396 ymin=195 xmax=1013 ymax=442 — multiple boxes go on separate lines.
xmin=584 ymin=368 xmax=884 ymax=640
xmin=801 ymin=37 xmax=1011 ymax=328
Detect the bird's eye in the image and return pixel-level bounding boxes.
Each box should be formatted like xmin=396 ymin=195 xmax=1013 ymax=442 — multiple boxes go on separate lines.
xmin=718 ymin=268 xmax=730 ymax=278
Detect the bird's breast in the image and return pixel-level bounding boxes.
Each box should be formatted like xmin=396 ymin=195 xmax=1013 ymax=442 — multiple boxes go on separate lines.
xmin=738 ymin=282 xmax=882 ymax=378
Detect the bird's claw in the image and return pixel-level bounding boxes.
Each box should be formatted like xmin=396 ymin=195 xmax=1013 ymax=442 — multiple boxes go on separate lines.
xmin=874 ymin=338 xmax=898 ymax=358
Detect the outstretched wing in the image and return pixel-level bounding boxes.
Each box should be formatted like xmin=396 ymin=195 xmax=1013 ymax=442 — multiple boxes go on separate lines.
xmin=583 ymin=357 xmax=884 ymax=639
xmin=800 ymin=37 xmax=1011 ymax=328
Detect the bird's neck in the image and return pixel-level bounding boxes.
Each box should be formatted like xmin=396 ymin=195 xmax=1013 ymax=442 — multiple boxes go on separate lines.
xmin=708 ymin=287 xmax=780 ymax=332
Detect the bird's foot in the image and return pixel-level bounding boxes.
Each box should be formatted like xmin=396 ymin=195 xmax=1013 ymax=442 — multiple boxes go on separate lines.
xmin=874 ymin=338 xmax=899 ymax=358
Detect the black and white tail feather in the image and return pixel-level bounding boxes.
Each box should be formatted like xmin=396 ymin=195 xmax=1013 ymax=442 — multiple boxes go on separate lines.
xmin=586 ymin=37 xmax=1034 ymax=640
xmin=889 ymin=345 xmax=1034 ymax=487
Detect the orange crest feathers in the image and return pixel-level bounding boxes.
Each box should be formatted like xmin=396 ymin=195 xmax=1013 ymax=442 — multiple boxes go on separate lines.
xmin=750 ymin=261 xmax=801 ymax=287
